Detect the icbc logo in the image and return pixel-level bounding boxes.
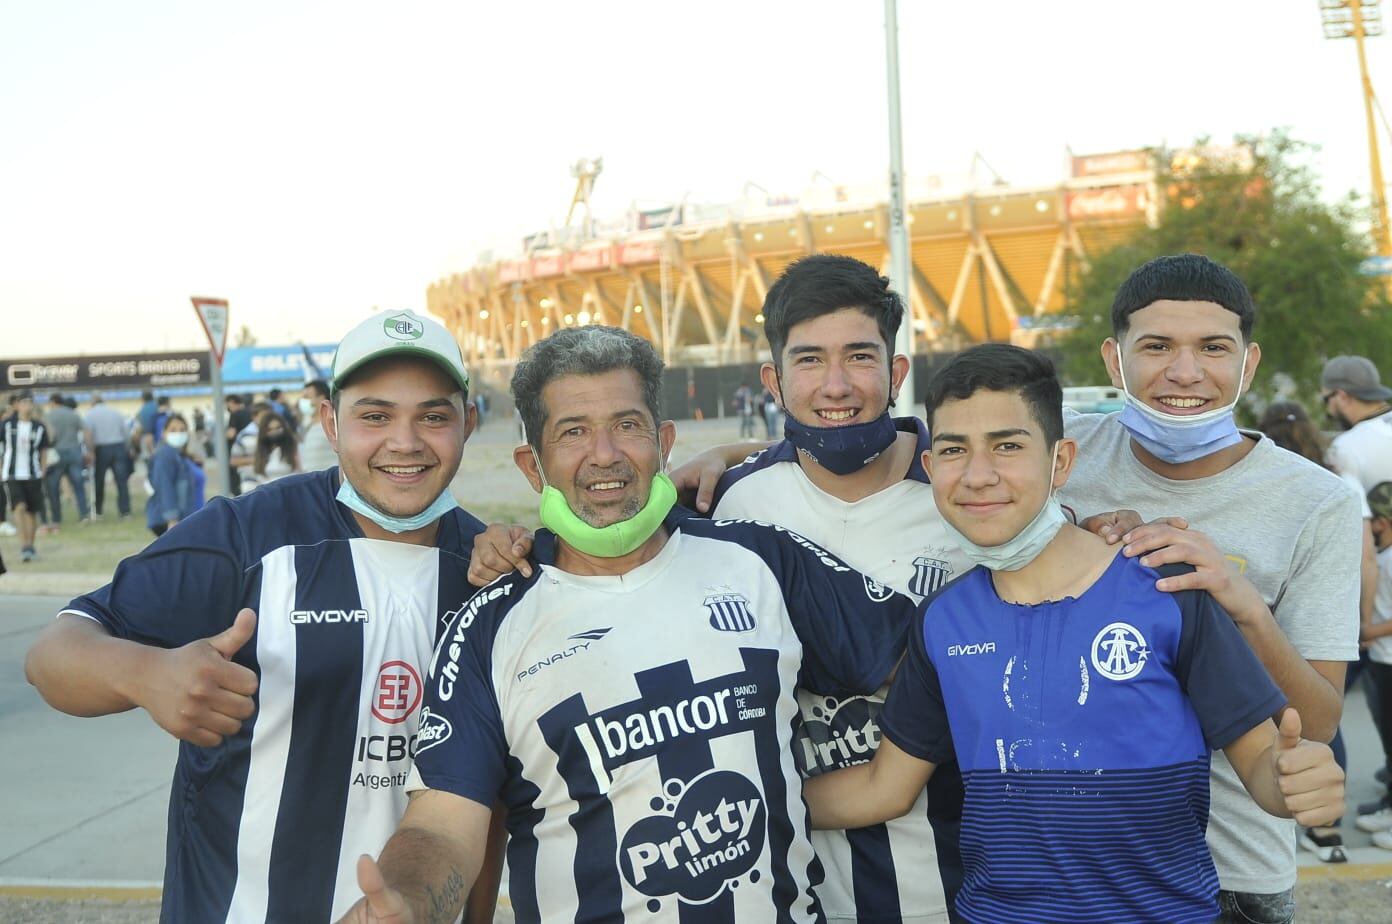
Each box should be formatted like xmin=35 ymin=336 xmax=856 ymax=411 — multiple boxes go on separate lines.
xmin=371 ymin=661 xmax=423 ymax=724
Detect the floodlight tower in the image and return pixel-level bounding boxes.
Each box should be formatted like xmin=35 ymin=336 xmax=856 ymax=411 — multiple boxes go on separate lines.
xmin=1322 ymin=0 xmax=1392 ymax=259
xmin=564 ymin=157 xmax=604 ymax=234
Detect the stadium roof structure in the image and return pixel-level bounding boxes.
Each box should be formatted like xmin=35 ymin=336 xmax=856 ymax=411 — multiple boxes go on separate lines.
xmin=427 ymin=151 xmax=1156 ymax=367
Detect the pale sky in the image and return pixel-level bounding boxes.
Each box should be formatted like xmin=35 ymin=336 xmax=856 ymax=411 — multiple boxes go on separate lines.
xmin=1 ymin=1 xmax=1386 ymax=357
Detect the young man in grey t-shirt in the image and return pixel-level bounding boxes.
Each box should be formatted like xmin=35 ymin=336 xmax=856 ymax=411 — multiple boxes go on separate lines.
xmin=1056 ymin=254 xmax=1361 ymax=924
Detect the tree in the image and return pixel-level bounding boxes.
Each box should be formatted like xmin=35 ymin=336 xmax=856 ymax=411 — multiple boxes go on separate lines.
xmin=1053 ymin=131 xmax=1392 ymax=408
xmin=234 ymin=324 xmax=257 ymax=348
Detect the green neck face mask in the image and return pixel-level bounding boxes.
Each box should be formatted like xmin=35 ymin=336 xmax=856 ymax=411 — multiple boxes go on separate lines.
xmin=534 ymin=457 xmax=678 ymax=559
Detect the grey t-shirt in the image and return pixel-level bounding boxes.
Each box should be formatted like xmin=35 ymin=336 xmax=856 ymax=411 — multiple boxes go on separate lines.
xmin=44 ymin=404 xmax=84 ymax=453
xmin=1059 ymin=411 xmax=1361 ymax=894
xmin=85 ymin=404 xmax=128 ymax=447
xmin=298 ymin=421 xmax=337 ymax=472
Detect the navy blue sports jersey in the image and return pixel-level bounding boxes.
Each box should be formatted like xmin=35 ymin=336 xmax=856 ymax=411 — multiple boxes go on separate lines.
xmin=411 ymin=509 xmax=915 ymax=923
xmin=879 ymin=554 xmax=1285 ymax=924
xmin=60 ymin=469 xmax=483 ymax=922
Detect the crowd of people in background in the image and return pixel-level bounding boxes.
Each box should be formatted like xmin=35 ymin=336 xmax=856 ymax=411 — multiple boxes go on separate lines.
xmin=0 ymin=378 xmax=349 ymax=571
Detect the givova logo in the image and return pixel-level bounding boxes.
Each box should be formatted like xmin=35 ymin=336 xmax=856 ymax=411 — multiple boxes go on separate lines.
xmin=794 ymin=696 xmax=882 ymax=776
xmin=619 ymin=770 xmax=766 ymax=907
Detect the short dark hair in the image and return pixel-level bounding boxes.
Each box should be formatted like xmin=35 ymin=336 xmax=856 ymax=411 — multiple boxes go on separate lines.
xmin=1111 ymin=253 xmax=1255 ymax=339
xmin=141 ymin=390 xmax=154 ymax=401
xmin=762 ymin=254 xmax=904 ymax=368
xmin=924 ymin=344 xmax=1063 ymax=444
xmin=47 ymin=393 xmax=63 ymax=405
xmin=511 ymin=326 xmax=664 ymax=450
xmin=305 ymin=379 xmax=330 ymax=400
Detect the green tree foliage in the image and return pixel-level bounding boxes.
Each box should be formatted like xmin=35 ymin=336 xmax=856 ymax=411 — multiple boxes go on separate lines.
xmin=1054 ymin=132 xmax=1392 ymax=405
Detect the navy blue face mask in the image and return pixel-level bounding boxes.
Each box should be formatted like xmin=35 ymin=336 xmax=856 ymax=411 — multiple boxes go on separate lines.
xmin=783 ymin=409 xmax=898 ymax=475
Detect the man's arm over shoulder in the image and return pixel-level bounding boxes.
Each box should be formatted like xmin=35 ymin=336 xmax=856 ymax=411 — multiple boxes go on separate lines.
xmin=708 ymin=443 xmax=789 ymax=518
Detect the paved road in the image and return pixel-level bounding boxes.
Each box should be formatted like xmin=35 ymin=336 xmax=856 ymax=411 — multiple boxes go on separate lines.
xmin=4 ymin=591 xmax=1391 ymax=885
xmin=0 ymin=595 xmax=174 ymax=885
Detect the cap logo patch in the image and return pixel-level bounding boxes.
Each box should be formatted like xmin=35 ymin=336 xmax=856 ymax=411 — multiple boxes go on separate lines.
xmin=384 ymin=312 xmax=424 ymax=341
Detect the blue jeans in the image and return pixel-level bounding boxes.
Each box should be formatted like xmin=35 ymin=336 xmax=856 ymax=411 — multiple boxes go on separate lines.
xmin=1216 ymin=887 xmax=1295 ymax=924
xmin=44 ymin=446 xmax=88 ymax=522
xmin=93 ymin=443 xmax=132 ymax=516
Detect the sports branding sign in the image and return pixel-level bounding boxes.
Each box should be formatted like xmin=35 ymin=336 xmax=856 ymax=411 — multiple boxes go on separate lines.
xmin=1 ymin=351 xmax=208 ymax=389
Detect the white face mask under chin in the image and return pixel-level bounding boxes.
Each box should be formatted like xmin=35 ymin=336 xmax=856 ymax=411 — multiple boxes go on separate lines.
xmin=939 ymin=445 xmax=1068 ymax=573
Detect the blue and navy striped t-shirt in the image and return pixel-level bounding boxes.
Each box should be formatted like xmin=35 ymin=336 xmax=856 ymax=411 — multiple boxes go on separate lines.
xmin=61 ymin=468 xmax=483 ymax=922
xmin=879 ymin=553 xmax=1285 ymax=924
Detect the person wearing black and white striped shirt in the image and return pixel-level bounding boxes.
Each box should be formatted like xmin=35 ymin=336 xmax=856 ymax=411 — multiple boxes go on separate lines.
xmin=24 ymin=311 xmax=501 ymax=922
xmin=2 ymin=390 xmax=50 ymax=562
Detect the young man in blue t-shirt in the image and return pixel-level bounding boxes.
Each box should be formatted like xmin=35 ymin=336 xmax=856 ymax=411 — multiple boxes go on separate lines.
xmin=802 ymin=344 xmax=1345 ymax=924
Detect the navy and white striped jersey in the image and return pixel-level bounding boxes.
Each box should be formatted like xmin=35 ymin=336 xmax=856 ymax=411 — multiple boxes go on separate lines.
xmin=1 ymin=417 xmax=48 ymax=481
xmin=412 ymin=509 xmax=915 ymax=923
xmin=60 ymin=469 xmax=483 ymax=923
xmin=880 ymin=555 xmax=1285 ymax=924
xmin=712 ymin=417 xmax=968 ymax=924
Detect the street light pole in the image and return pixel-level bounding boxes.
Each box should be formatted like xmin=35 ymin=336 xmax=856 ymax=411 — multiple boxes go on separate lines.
xmin=884 ymin=0 xmax=916 ymax=408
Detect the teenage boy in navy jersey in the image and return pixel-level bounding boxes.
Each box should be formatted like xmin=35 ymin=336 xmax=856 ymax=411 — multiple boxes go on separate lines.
xmin=803 ymin=344 xmax=1345 ymax=924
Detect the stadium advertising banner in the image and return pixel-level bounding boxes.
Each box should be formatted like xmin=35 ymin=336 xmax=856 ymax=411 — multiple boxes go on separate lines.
xmin=0 ymin=351 xmax=209 ymax=390
xmin=220 ymin=344 xmax=335 ymax=385
xmin=1071 ymin=149 xmax=1150 ymax=178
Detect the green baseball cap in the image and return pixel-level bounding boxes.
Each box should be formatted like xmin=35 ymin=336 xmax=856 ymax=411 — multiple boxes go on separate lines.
xmin=330 ymin=310 xmax=470 ymax=396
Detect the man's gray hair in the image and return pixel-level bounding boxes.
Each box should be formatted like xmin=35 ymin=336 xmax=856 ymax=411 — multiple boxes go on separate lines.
xmin=511 ymin=326 xmax=665 ymax=448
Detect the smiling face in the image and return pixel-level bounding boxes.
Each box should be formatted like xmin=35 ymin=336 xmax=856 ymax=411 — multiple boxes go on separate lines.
xmin=1102 ymin=299 xmax=1259 ymax=417
xmin=325 ymin=356 xmax=473 ymax=522
xmin=514 ymin=368 xmax=676 ymax=529
xmin=925 ymin=389 xmax=1074 ymax=547
xmin=760 ymin=307 xmax=908 ymax=429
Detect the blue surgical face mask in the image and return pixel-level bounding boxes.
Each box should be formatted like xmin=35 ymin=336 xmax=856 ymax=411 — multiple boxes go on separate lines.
xmin=336 ymin=476 xmax=458 ymax=534
xmin=1115 ymin=348 xmax=1247 ymax=464
xmin=939 ymin=444 xmax=1068 ymax=572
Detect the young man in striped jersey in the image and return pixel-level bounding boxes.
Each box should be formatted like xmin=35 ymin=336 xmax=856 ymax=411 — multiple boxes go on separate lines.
xmin=1 ymin=389 xmax=50 ymax=562
xmin=804 ymin=343 xmax=1345 ymax=924
xmin=26 ymin=309 xmax=493 ymax=922
xmin=341 ymin=325 xmax=917 ymax=924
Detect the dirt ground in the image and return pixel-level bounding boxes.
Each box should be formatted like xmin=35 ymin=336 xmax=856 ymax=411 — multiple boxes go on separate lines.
xmin=3 ymin=877 xmax=1392 ymax=923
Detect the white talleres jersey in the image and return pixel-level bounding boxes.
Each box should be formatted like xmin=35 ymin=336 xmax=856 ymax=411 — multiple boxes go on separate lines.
xmin=413 ymin=512 xmax=915 ymax=923
xmin=712 ymin=418 xmax=971 ymax=922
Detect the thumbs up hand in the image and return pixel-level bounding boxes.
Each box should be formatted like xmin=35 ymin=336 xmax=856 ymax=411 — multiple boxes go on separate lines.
xmin=336 ymin=855 xmax=413 ymax=924
xmin=1271 ymin=708 xmax=1345 ymax=828
xmin=133 ymin=608 xmax=260 ymax=747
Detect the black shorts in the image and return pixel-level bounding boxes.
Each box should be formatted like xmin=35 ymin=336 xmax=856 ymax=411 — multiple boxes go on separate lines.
xmin=6 ymin=479 xmax=43 ymax=512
